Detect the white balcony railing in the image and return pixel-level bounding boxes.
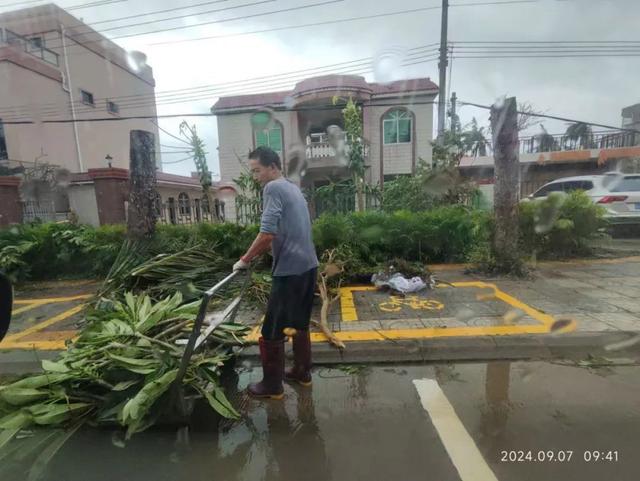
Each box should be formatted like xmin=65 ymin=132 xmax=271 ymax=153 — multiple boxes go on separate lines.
xmin=305 ymin=135 xmax=369 ymax=162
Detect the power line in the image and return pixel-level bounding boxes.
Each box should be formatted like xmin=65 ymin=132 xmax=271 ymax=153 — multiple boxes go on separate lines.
xmin=76 ymin=0 xmax=276 ymax=36
xmin=0 ymin=0 xmax=126 ymax=10
xmin=453 ymin=53 xmax=640 ymax=58
xmin=459 ymin=100 xmax=640 ymax=134
xmin=150 ymin=4 xmax=443 ymax=46
xmin=54 ymin=0 xmax=534 ymax=50
xmin=453 ymin=40 xmax=640 ymax=44
xmin=151 ymin=120 xmax=192 ymax=146
xmin=67 ymin=0 xmax=345 ymax=46
xmin=66 ymin=0 xmax=127 ymax=10
xmin=0 ymin=51 xmax=439 ymax=119
xmin=81 ymin=50 xmax=440 ymax=114
xmin=0 ymin=55 xmax=440 ymax=121
xmin=161 ymin=156 xmax=193 ymax=164
xmin=0 ymin=100 xmax=439 ymax=124
xmin=161 ymin=144 xmax=192 ymax=149
xmin=87 ymin=0 xmax=231 ymax=26
xmin=0 ymin=45 xmax=440 ymax=118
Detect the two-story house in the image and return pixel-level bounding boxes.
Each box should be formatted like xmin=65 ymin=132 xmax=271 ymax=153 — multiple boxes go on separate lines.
xmin=212 ymin=74 xmax=439 ymax=221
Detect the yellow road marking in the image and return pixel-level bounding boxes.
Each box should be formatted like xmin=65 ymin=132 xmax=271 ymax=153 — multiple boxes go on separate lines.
xmin=19 ymin=330 xmax=78 ymax=342
xmin=10 ymin=303 xmax=41 ymax=315
xmin=14 ymin=294 xmax=93 ymax=305
xmin=0 ymin=340 xmax=70 ymax=350
xmin=3 ymin=304 xmax=85 ymax=343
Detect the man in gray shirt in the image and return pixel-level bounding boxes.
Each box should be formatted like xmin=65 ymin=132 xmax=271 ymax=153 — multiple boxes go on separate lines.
xmin=234 ymin=146 xmax=318 ymax=400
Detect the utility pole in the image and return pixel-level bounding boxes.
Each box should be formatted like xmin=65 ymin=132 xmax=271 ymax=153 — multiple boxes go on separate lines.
xmin=437 ymin=0 xmax=449 ymax=143
xmin=491 ymin=97 xmax=523 ymax=274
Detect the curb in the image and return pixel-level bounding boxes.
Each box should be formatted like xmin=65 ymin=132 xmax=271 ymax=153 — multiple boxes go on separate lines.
xmin=1 ymin=332 xmax=638 ymax=375
xmin=237 ymin=331 xmax=640 ymax=365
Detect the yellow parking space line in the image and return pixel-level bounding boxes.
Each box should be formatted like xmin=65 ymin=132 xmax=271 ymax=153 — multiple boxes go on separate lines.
xmin=309 ymin=322 xmax=576 ymax=343
xmin=19 ymin=330 xmax=78 ymax=342
xmin=3 ymin=304 xmax=85 ymax=343
xmin=11 ymin=303 xmax=42 ymax=316
xmin=338 ymin=281 xmax=555 ymax=327
xmin=14 ymin=294 xmax=93 ymax=304
xmin=0 ymin=339 xmax=70 ymax=351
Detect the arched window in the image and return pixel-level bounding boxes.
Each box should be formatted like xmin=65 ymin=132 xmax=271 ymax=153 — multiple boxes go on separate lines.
xmin=252 ymin=112 xmax=283 ymax=156
xmin=178 ymin=192 xmax=190 ymax=215
xmin=201 ymin=195 xmax=210 ymax=214
xmin=383 ymin=109 xmax=412 ymax=145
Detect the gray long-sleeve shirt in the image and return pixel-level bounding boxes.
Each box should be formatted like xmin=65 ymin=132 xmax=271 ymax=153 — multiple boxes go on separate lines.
xmin=260 ymin=177 xmax=319 ymax=277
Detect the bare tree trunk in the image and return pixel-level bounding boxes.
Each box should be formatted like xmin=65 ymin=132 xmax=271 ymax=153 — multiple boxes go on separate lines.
xmin=127 ymin=130 xmax=158 ymax=240
xmin=491 ymin=97 xmax=523 ymax=273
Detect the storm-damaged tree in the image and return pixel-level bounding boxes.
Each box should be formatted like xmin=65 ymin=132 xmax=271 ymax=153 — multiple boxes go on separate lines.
xmin=127 ymin=130 xmax=158 ymax=240
xmin=179 ymin=121 xmax=212 ymax=192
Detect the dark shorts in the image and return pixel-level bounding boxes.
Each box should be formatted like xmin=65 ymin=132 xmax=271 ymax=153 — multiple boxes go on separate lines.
xmin=262 ymin=267 xmax=317 ymax=340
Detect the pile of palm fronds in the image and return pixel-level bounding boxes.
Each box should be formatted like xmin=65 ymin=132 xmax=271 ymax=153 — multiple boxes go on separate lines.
xmin=98 ymin=243 xmax=233 ymax=302
xmin=0 ymin=291 xmax=249 ymax=442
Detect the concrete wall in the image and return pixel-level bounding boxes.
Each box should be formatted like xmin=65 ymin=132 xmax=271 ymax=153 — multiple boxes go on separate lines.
xmin=61 ymin=34 xmax=161 ymax=172
xmin=0 ymin=61 xmax=78 ymax=171
xmin=67 ymin=183 xmax=98 ymax=226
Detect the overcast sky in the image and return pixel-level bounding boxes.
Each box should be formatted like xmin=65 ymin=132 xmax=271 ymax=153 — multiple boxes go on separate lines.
xmin=4 ymin=0 xmax=638 ymax=178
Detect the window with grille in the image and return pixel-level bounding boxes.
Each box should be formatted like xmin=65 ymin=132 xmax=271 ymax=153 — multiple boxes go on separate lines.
xmin=383 ymin=109 xmax=412 ymax=144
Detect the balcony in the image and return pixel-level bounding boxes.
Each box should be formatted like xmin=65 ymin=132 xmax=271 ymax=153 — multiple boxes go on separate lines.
xmin=305 ymin=133 xmax=370 ymax=170
xmin=0 ymin=28 xmax=59 ymax=67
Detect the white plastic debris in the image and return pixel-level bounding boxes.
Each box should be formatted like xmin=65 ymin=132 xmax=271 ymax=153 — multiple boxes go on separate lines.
xmin=371 ymin=272 xmax=428 ymax=294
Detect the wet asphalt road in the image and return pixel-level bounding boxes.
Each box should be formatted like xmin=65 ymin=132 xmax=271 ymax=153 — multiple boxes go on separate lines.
xmin=2 ymin=359 xmax=640 ymax=481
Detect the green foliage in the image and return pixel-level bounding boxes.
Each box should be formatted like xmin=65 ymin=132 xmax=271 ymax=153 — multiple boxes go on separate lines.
xmin=233 ymin=170 xmax=263 ymax=224
xmin=382 ymin=159 xmax=478 ymax=213
xmin=519 ymin=191 xmax=607 ymax=258
xmin=0 ymin=223 xmax=125 ymax=282
xmin=0 ymin=290 xmax=247 ymax=441
xmin=313 ymin=207 xmax=491 ymax=267
xmin=461 ymin=118 xmax=489 ymax=157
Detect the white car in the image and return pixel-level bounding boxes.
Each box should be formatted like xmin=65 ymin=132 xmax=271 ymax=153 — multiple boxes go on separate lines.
xmin=527 ymin=173 xmax=640 ymax=225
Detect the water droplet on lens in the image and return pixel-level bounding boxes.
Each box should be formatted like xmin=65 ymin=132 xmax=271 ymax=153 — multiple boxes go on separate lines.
xmin=126 ymin=51 xmax=147 ymax=73
xmin=455 ymin=308 xmax=475 ymax=323
xmin=284 ymin=95 xmax=295 ymax=109
xmin=604 ymin=334 xmax=640 ymax=352
xmin=373 ymin=46 xmax=407 ymax=84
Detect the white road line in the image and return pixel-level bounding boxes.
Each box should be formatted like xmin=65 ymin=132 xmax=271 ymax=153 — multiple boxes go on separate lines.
xmin=413 ymin=378 xmax=499 ymax=481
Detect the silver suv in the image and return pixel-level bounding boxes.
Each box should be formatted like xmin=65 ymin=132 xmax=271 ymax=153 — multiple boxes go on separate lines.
xmin=528 ymin=173 xmax=640 ymax=225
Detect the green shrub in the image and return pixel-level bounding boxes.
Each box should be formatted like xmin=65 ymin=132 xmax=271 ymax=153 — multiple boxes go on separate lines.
xmin=519 ymin=191 xmax=606 ymax=258
xmin=313 ymin=206 xmax=491 ymax=268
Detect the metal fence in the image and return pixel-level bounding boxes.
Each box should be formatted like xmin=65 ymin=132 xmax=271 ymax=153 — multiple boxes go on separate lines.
xmin=22 ymin=200 xmax=59 ymax=223
xmin=157 ymin=199 xmax=224 ymax=225
xmin=235 ymin=197 xmax=262 ymax=225
xmin=472 ymin=130 xmax=639 ymax=157
xmin=312 ymin=187 xmax=382 ymax=218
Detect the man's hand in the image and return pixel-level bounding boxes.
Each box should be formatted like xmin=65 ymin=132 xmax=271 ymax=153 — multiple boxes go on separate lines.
xmin=233 ymin=257 xmax=250 ymax=271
